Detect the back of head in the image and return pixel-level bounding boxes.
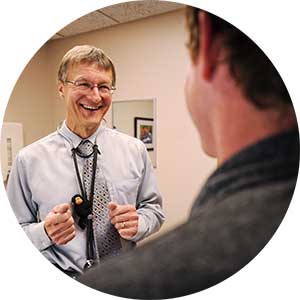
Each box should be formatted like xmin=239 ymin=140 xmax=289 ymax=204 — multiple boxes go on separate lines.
xmin=186 ymin=6 xmax=292 ymax=111
xmin=58 ymin=45 xmax=116 ymax=86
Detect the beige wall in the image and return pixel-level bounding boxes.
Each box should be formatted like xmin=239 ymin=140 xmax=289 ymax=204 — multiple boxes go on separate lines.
xmin=4 ymin=9 xmax=216 ymax=242
xmin=4 ymin=46 xmax=55 ymax=145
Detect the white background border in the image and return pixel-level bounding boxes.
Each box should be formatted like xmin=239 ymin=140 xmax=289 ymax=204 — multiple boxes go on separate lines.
xmin=0 ymin=1 xmax=299 ymax=299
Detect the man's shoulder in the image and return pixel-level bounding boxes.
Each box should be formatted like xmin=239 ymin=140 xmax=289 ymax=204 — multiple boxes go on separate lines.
xmin=18 ymin=131 xmax=60 ymax=159
xmin=102 ymin=127 xmax=145 ymax=149
xmin=193 ymin=177 xmax=294 ymax=233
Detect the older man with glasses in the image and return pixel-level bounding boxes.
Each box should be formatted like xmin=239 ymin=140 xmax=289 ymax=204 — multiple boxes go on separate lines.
xmin=7 ymin=45 xmax=165 ymax=278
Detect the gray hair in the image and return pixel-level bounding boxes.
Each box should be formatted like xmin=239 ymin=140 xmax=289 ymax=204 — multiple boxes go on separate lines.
xmin=57 ymin=45 xmax=116 ymax=86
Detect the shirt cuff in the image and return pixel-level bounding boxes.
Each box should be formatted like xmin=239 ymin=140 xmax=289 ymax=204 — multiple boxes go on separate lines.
xmin=128 ymin=214 xmax=147 ymax=242
xmin=28 ymin=221 xmax=53 ymax=251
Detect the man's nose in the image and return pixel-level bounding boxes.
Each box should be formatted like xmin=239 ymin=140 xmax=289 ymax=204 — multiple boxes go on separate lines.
xmin=89 ymin=86 xmax=102 ymax=100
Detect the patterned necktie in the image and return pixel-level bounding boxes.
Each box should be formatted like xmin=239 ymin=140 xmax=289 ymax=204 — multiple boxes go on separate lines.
xmin=78 ymin=140 xmax=122 ymax=263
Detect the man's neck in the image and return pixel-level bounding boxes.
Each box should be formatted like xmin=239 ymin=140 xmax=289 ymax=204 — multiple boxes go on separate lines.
xmin=216 ymin=105 xmax=297 ymax=164
xmin=66 ymin=120 xmax=99 ymax=139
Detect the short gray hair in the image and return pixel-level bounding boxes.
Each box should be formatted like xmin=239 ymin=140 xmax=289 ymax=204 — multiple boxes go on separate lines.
xmin=58 ymin=45 xmax=116 ymax=86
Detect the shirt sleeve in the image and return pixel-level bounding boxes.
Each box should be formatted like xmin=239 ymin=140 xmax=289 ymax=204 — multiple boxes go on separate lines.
xmin=6 ymin=154 xmax=53 ymax=251
xmin=129 ymin=145 xmax=165 ymax=242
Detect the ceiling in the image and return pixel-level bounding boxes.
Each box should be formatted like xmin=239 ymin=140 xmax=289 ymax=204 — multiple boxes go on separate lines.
xmin=52 ymin=1 xmax=184 ymax=40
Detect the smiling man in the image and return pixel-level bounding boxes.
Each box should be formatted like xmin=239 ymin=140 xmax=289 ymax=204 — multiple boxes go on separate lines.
xmin=7 ymin=45 xmax=165 ymax=277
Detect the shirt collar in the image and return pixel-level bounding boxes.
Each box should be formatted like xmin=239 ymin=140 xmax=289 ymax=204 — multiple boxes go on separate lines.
xmin=58 ymin=120 xmax=104 ymax=148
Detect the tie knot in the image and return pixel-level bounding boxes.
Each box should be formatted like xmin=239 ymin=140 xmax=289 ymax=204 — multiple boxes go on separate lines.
xmin=77 ymin=140 xmax=94 ymax=157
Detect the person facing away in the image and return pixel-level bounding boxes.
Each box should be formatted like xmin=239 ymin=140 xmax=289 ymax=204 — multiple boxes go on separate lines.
xmin=7 ymin=45 xmax=165 ymax=277
xmin=78 ymin=6 xmax=299 ymax=299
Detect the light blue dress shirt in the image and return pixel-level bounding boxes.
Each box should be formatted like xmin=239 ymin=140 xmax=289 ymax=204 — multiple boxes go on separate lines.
xmin=7 ymin=121 xmax=165 ymax=273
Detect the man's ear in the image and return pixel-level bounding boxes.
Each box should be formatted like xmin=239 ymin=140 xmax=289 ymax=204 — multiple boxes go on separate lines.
xmin=58 ymin=81 xmax=64 ymax=99
xmin=198 ymin=12 xmax=218 ymax=81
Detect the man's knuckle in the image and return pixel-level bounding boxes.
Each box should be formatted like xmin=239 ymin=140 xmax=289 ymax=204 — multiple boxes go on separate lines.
xmin=130 ymin=215 xmax=138 ymax=221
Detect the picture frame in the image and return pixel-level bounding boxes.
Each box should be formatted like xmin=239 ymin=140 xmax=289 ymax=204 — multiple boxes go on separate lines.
xmin=134 ymin=117 xmax=154 ymax=151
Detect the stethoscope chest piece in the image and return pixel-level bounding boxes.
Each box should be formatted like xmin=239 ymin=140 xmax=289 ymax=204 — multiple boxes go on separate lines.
xmin=71 ymin=194 xmax=92 ymax=229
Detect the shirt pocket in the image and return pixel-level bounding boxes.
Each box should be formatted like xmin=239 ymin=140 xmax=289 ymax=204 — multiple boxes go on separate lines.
xmin=111 ymin=178 xmax=140 ymax=206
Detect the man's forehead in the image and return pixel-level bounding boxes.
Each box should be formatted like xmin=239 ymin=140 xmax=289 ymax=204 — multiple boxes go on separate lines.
xmin=69 ymin=61 xmax=110 ymax=72
xmin=68 ymin=62 xmax=112 ymax=79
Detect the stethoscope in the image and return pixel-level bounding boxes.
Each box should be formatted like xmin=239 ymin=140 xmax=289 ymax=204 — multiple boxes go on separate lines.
xmin=57 ymin=123 xmax=100 ymax=268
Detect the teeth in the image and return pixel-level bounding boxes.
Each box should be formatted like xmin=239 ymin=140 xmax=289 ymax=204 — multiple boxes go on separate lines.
xmin=81 ymin=104 xmax=101 ymax=110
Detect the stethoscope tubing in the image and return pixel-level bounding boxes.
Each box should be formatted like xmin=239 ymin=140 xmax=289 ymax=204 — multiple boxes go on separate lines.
xmin=57 ymin=124 xmax=100 ymax=265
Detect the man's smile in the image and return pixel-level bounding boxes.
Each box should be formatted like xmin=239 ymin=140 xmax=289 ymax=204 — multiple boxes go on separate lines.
xmin=80 ymin=103 xmax=103 ymax=111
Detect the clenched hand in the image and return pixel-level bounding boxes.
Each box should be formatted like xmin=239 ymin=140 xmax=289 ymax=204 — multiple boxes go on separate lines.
xmin=108 ymin=202 xmax=139 ymax=240
xmin=44 ymin=203 xmax=76 ymax=245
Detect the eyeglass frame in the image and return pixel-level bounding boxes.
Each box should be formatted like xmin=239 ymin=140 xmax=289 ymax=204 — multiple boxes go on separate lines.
xmin=64 ymin=79 xmax=116 ymax=95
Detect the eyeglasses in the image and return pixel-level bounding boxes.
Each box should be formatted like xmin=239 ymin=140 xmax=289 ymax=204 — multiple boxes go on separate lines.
xmin=65 ymin=80 xmax=116 ymax=95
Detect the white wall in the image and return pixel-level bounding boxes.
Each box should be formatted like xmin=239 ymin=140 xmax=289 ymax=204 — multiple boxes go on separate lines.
xmin=4 ymin=9 xmax=216 ymax=242
xmin=112 ymin=100 xmax=153 ymax=136
xmin=111 ymin=99 xmax=156 ymax=166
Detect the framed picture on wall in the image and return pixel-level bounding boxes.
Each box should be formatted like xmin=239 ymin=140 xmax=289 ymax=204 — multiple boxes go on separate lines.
xmin=134 ymin=117 xmax=154 ymax=151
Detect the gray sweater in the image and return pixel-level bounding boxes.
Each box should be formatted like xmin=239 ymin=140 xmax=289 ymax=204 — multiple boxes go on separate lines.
xmin=79 ymin=129 xmax=299 ymax=299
